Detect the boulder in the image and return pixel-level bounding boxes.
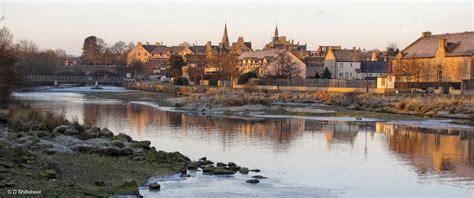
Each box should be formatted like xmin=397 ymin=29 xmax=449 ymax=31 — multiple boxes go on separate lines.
xmin=114 ymin=133 xmax=132 ymax=142
xmin=53 ymin=125 xmax=70 ymax=134
xmin=186 ymin=162 xmax=198 ymax=170
xmin=79 ymin=130 xmax=99 ymax=140
xmin=199 ymin=157 xmax=207 ymax=161
xmin=64 ymin=128 xmax=80 ymax=136
xmin=112 ymin=180 xmax=140 ymax=196
xmin=149 ymin=183 xmax=161 ymax=191
xmin=228 ymin=166 xmax=241 ymax=172
xmin=252 ymin=175 xmax=267 ymax=179
xmin=239 ymin=167 xmax=249 ymax=174
xmin=120 ymin=148 xmax=134 ymax=156
xmin=201 ymin=165 xmax=214 ymax=173
xmin=249 ymin=169 xmax=261 ymax=173
xmin=246 ymin=179 xmax=260 ymax=184
xmin=110 ymin=140 xmax=125 ymax=148
xmin=228 ymin=162 xmax=237 ymax=167
xmin=216 ymin=162 xmax=226 ymax=167
xmin=99 ymin=147 xmax=121 ymax=156
xmin=133 ymin=141 xmax=151 ymax=149
xmin=212 ymin=168 xmax=235 ymax=175
xmin=99 ymin=128 xmax=114 ymax=138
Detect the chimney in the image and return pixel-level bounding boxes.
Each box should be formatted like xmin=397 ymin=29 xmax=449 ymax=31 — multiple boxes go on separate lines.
xmin=422 ymin=31 xmax=432 ymax=38
xmin=137 ymin=42 xmax=142 ymax=46
xmin=438 ymin=38 xmax=447 ymax=49
xmin=371 ymin=51 xmax=377 ymax=61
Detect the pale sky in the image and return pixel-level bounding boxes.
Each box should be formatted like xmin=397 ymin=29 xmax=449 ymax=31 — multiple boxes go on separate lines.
xmin=3 ymin=0 xmax=473 ymax=55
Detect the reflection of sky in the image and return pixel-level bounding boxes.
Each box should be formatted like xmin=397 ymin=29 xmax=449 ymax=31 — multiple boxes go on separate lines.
xmin=14 ymin=91 xmax=474 ymax=197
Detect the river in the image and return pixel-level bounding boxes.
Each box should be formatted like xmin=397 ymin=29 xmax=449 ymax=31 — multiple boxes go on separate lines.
xmin=12 ymin=86 xmax=474 ymax=198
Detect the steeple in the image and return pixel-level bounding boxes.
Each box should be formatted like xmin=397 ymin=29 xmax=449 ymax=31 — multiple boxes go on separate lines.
xmin=220 ymin=23 xmax=230 ymax=50
xmin=274 ymin=24 xmax=279 ymax=37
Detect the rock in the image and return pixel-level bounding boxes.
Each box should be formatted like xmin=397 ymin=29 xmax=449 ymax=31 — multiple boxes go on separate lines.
xmin=239 ymin=167 xmax=249 ymax=174
xmin=133 ymin=141 xmax=151 ymax=149
xmin=5 ymin=182 xmax=14 ymax=187
xmin=216 ymin=162 xmax=226 ymax=167
xmin=228 ymin=162 xmax=237 ymax=167
xmin=99 ymin=128 xmax=114 ymax=138
xmin=246 ymin=179 xmax=260 ymax=184
xmin=197 ymin=160 xmax=214 ymax=166
xmin=53 ymin=125 xmax=70 ymax=134
xmin=99 ymin=147 xmax=121 ymax=156
xmin=110 ymin=140 xmax=125 ymax=148
xmin=182 ymin=174 xmax=191 ymax=177
xmin=112 ymin=180 xmax=140 ymax=195
xmin=114 ymin=133 xmax=132 ymax=142
xmin=95 ymin=180 xmax=105 ymax=186
xmin=201 ymin=165 xmax=214 ymax=173
xmin=249 ymin=169 xmax=261 ymax=173
xmin=75 ymin=145 xmax=96 ymax=154
xmin=64 ymin=128 xmax=80 ymax=136
xmin=186 ymin=162 xmax=198 ymax=170
xmin=40 ymin=169 xmax=57 ymax=179
xmin=199 ymin=157 xmax=207 ymax=161
xmin=228 ymin=166 xmax=241 ymax=172
xmin=120 ymin=147 xmax=134 ymax=156
xmin=212 ymin=168 xmax=235 ymax=175
xmin=252 ymin=175 xmax=267 ymax=179
xmin=0 ymin=161 xmax=14 ymax=168
xmin=149 ymin=182 xmax=161 ymax=191
xmin=79 ymin=130 xmax=99 ymax=140
xmin=87 ymin=127 xmax=101 ymax=133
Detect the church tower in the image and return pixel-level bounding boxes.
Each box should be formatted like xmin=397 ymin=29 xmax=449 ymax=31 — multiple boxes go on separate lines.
xmin=273 ymin=25 xmax=279 ymax=42
xmin=219 ymin=23 xmax=230 ymax=51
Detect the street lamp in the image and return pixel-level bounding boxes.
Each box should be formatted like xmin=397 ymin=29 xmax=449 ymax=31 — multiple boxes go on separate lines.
xmin=366 ymin=58 xmax=370 ymax=93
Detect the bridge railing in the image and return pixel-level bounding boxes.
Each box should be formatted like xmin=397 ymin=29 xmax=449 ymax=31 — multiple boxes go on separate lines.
xmin=24 ymin=75 xmax=125 ymax=82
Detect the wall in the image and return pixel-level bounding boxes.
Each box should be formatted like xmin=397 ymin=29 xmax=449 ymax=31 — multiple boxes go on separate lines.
xmin=234 ymin=84 xmax=377 ymax=93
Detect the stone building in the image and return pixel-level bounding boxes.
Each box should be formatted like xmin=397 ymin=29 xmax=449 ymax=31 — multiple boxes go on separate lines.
xmin=263 ymin=26 xmax=307 ymax=59
xmin=127 ymin=42 xmax=159 ymax=64
xmin=391 ymin=31 xmax=474 ymax=82
xmin=238 ymin=49 xmax=306 ymax=78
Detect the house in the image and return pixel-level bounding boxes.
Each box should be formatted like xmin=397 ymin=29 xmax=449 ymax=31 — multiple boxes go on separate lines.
xmin=304 ymin=56 xmax=325 ymax=78
xmin=323 ymin=47 xmax=370 ymax=79
xmin=127 ymin=42 xmax=159 ymax=64
xmin=356 ymin=61 xmax=389 ymax=79
xmin=238 ymin=49 xmax=306 ymax=79
xmin=391 ymin=31 xmax=474 ymax=82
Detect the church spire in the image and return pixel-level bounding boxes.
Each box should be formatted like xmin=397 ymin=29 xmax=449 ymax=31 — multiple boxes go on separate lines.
xmin=220 ymin=23 xmax=230 ymax=49
xmin=274 ymin=24 xmax=279 ymax=37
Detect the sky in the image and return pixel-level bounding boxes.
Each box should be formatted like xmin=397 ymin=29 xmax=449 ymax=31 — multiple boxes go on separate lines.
xmin=2 ymin=0 xmax=473 ymax=55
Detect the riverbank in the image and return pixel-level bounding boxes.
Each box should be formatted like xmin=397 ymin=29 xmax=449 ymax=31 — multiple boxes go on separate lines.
xmin=0 ymin=104 xmax=258 ymax=197
xmin=125 ymin=82 xmax=474 ymax=123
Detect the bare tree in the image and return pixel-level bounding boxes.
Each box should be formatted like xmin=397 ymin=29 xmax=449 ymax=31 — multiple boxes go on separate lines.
xmin=392 ymin=57 xmax=425 ymax=90
xmin=0 ymin=27 xmax=13 ymax=46
xmin=386 ymin=42 xmax=400 ymax=57
xmin=272 ymin=52 xmax=302 ymax=79
xmin=0 ymin=28 xmax=19 ymax=103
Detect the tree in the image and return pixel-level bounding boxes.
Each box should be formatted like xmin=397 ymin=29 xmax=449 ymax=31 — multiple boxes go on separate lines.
xmin=167 ymin=54 xmax=186 ymax=78
xmin=238 ymin=71 xmax=257 ymax=85
xmin=321 ymin=67 xmax=332 ymax=79
xmin=187 ymin=65 xmax=204 ymax=84
xmin=314 ymin=72 xmax=321 ymax=78
xmin=392 ymin=57 xmax=425 ymax=90
xmin=272 ymin=52 xmax=302 ymax=79
xmin=128 ymin=60 xmax=145 ymax=78
xmin=81 ymin=36 xmax=105 ymax=65
xmin=386 ymin=42 xmax=400 ymax=57
xmin=0 ymin=28 xmax=19 ymax=103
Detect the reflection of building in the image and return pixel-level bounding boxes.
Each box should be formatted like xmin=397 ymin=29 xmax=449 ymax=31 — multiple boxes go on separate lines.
xmin=322 ymin=121 xmax=359 ymax=145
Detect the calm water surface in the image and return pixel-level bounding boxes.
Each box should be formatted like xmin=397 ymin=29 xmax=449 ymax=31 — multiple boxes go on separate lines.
xmin=13 ymin=87 xmax=474 ymax=198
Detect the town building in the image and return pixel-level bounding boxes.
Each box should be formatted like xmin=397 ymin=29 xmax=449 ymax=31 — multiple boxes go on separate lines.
xmin=356 ymin=61 xmax=389 ymax=79
xmin=127 ymin=42 xmax=159 ymax=64
xmin=391 ymin=31 xmax=474 ymax=82
xmin=263 ymin=26 xmax=307 ymax=59
xmin=323 ymin=47 xmax=370 ymax=79
xmin=238 ymin=49 xmax=306 ymax=79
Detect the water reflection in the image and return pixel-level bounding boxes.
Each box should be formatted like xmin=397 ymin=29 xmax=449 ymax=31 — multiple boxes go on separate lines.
xmin=15 ymin=92 xmax=474 ymax=196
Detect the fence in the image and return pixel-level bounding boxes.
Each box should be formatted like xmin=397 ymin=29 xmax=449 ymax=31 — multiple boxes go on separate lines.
xmin=256 ymin=78 xmax=377 ymax=88
xmin=394 ymin=82 xmax=461 ymax=90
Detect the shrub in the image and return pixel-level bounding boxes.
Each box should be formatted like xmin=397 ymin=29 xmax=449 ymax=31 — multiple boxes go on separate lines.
xmin=174 ymin=77 xmax=189 ymax=86
xmin=8 ymin=103 xmax=69 ymax=131
xmin=238 ymin=71 xmax=258 ymax=85
xmin=209 ymin=79 xmax=218 ymax=86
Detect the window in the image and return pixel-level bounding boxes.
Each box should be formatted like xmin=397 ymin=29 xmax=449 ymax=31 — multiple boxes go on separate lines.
xmin=339 ymin=73 xmax=343 ymax=77
xmin=350 ymin=73 xmax=352 ymax=77
xmin=381 ymin=78 xmax=386 ymax=86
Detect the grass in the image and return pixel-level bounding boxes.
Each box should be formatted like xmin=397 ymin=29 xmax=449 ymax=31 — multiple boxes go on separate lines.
xmin=7 ymin=103 xmax=70 ymax=131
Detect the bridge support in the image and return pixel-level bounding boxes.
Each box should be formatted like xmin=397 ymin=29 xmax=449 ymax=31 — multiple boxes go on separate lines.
xmin=54 ymin=80 xmax=58 ymax=87
xmin=94 ymin=81 xmax=100 ymax=89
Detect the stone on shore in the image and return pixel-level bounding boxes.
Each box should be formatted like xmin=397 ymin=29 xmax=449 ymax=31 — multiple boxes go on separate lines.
xmin=99 ymin=128 xmax=114 ymax=138
xmin=114 ymin=133 xmax=132 ymax=142
xmin=112 ymin=180 xmax=140 ymax=195
xmin=252 ymin=175 xmax=267 ymax=179
xmin=246 ymin=179 xmax=260 ymax=184
xmin=239 ymin=167 xmax=249 ymax=174
xmin=149 ymin=182 xmax=161 ymax=191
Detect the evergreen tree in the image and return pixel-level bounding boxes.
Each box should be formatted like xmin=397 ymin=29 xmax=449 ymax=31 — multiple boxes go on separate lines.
xmin=321 ymin=67 xmax=332 ymax=79
xmin=314 ymin=72 xmax=321 ymax=78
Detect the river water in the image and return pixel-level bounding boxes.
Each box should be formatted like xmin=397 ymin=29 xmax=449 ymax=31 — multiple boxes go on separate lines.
xmin=12 ymin=86 xmax=474 ymax=198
